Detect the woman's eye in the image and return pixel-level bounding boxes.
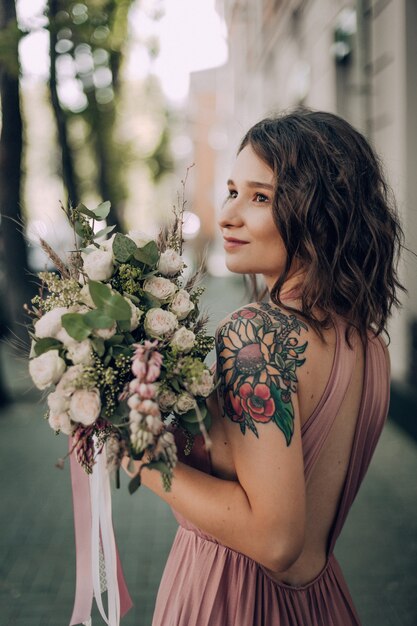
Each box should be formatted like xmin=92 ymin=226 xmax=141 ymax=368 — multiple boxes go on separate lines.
xmin=254 ymin=193 xmax=269 ymax=203
xmin=227 ymin=190 xmax=237 ymax=199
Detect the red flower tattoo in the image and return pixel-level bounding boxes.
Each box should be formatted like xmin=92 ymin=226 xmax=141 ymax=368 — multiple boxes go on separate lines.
xmin=231 ymin=308 xmax=257 ymax=320
xmin=239 ymin=382 xmax=276 ymax=423
xmin=224 ymin=390 xmax=244 ymax=422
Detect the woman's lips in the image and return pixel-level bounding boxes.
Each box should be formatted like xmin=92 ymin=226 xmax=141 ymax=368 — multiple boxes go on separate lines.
xmin=223 ymin=237 xmax=249 ymax=250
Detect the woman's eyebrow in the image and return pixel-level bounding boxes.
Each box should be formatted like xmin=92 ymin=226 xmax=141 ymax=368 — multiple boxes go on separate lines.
xmin=227 ymin=178 xmax=274 ymax=190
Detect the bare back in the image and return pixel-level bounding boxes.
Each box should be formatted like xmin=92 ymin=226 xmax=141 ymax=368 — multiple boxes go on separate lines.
xmin=208 ymin=311 xmax=388 ymax=587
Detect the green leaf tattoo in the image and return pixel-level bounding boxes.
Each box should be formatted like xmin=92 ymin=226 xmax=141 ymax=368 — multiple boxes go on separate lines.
xmin=217 ymin=304 xmax=308 ymax=445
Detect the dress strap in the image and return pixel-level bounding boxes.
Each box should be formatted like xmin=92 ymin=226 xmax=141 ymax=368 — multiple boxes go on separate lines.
xmin=328 ymin=333 xmax=390 ymax=553
xmin=302 ymin=318 xmax=358 ymax=483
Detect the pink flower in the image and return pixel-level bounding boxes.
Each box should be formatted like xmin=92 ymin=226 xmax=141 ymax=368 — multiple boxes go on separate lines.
xmin=137 ymin=383 xmax=156 ymax=399
xmin=131 ymin=358 xmax=147 ymax=381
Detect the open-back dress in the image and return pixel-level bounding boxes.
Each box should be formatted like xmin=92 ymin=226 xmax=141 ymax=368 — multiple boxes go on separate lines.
xmin=152 ymin=316 xmax=390 ymax=626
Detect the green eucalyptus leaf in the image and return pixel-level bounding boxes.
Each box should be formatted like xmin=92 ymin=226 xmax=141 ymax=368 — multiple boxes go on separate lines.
xmin=84 ymin=309 xmax=114 ymax=329
xmin=34 ymin=337 xmax=63 ymax=356
xmin=112 ymin=346 xmax=132 ymax=357
xmin=105 ymin=333 xmax=125 ymax=346
xmin=93 ymin=201 xmax=111 ymax=220
xmin=74 ymin=221 xmax=86 ymax=238
xmin=105 ymin=292 xmax=131 ymax=321
xmin=61 ymin=313 xmax=91 ymax=341
xmin=133 ymin=241 xmax=159 ymax=266
xmin=141 ymin=291 xmax=161 ymax=308
xmin=145 ymin=460 xmax=171 ymax=475
xmin=179 ymin=402 xmax=207 ymax=424
xmin=91 ymin=337 xmax=105 ymax=357
xmin=117 ymin=318 xmax=131 ymax=332
xmin=112 ymin=232 xmax=137 ymax=262
xmin=77 ymin=203 xmax=97 ymax=219
xmin=94 ymin=224 xmax=116 ymax=239
xmin=128 ymin=473 xmax=141 ymax=494
xmin=88 ymin=281 xmax=113 ymax=308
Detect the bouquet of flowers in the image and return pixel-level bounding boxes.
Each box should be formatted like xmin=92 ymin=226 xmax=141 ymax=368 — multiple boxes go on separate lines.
xmin=26 ymin=195 xmax=215 ymax=492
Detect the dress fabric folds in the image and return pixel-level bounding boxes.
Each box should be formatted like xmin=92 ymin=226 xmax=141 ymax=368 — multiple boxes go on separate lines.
xmin=152 ymin=317 xmax=390 ymax=626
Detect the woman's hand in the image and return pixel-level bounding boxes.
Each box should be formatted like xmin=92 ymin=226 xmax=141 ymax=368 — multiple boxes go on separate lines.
xmin=121 ymin=454 xmax=143 ymax=478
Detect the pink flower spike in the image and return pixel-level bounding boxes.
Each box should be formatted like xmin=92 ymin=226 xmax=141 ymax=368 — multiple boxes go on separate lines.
xmin=146 ymin=363 xmax=161 ymax=383
xmin=131 ymin=358 xmax=147 ymax=381
xmin=137 ymin=383 xmax=156 ymax=399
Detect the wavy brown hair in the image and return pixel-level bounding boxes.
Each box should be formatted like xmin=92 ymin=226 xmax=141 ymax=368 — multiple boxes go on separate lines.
xmin=239 ymin=107 xmax=406 ymax=345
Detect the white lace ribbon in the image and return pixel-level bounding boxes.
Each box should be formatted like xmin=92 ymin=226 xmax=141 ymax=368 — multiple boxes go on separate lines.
xmin=89 ymin=443 xmax=120 ymax=626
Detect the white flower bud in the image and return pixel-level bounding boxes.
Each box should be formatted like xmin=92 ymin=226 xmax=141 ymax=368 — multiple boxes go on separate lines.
xmin=143 ymin=276 xmax=177 ymax=303
xmin=34 ymin=307 xmax=69 ymax=339
xmin=81 ymin=248 xmax=114 ymax=281
xmin=157 ymin=248 xmax=183 ymax=276
xmin=29 ymin=350 xmax=66 ymax=390
xmin=69 ymin=388 xmax=101 ymax=426
xmin=169 ymin=290 xmax=195 ymax=321
xmin=67 ymin=339 xmax=94 ymax=365
xmin=170 ymin=327 xmax=195 ymax=353
xmin=144 ymin=308 xmax=178 ymax=339
xmin=174 ymin=392 xmax=197 ymax=414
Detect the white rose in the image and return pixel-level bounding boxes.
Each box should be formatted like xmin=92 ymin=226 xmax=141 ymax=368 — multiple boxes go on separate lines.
xmin=158 ymin=248 xmax=183 ymax=276
xmin=67 ymin=339 xmax=94 ymax=365
xmin=99 ymin=233 xmax=116 ymax=252
xmin=174 ymin=392 xmax=197 ymax=414
xmin=157 ymin=388 xmax=177 ymax=412
xmin=48 ymin=410 xmax=73 ymax=435
xmin=55 ymin=327 xmax=77 ymax=347
xmin=143 ymin=277 xmax=177 ymax=303
xmin=47 ymin=389 xmax=69 ymax=415
xmin=79 ymin=283 xmax=95 ymax=308
xmin=81 ymin=248 xmax=114 ymax=281
xmin=126 ymin=230 xmax=153 ymax=248
xmin=93 ymin=321 xmax=117 ymax=339
xmin=29 ymin=350 xmax=66 ymax=390
xmin=69 ymin=388 xmax=101 ymax=426
xmin=125 ymin=298 xmax=143 ymax=331
xmin=170 ymin=327 xmax=195 ymax=353
xmin=169 ymin=290 xmax=195 ymax=320
xmin=55 ymin=364 xmax=84 ymax=398
xmin=144 ymin=308 xmax=178 ymax=339
xmin=188 ymin=369 xmax=214 ymax=397
xmin=34 ymin=307 xmax=69 ymax=339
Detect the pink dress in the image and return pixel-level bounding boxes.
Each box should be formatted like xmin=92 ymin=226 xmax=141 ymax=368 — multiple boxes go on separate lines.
xmin=152 ymin=318 xmax=390 ymax=626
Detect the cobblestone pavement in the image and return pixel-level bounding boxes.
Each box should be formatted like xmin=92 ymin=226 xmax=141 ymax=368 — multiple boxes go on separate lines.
xmin=0 ymin=276 xmax=416 ymax=626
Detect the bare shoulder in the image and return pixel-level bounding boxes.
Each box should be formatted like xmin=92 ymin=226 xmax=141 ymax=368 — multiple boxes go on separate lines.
xmin=215 ymin=301 xmax=309 ymax=444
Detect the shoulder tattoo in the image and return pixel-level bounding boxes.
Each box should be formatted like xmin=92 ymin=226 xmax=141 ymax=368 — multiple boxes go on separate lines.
xmin=216 ymin=303 xmax=308 ymax=445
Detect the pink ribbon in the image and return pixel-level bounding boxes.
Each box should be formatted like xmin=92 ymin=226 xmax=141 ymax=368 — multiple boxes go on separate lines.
xmin=69 ymin=437 xmax=133 ymax=625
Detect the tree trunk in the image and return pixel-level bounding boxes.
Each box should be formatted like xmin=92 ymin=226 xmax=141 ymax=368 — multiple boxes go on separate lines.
xmin=48 ymin=0 xmax=79 ymax=208
xmin=0 ymin=0 xmax=32 ymax=356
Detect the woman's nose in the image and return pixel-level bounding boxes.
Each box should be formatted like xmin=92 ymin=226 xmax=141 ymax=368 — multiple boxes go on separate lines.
xmin=217 ymin=198 xmax=243 ymax=230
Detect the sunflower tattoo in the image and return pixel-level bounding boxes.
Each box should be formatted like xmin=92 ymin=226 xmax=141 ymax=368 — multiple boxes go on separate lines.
xmin=216 ymin=304 xmax=308 ymax=445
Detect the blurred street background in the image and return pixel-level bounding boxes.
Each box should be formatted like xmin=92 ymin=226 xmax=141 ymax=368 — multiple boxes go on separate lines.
xmin=0 ymin=0 xmax=416 ymax=625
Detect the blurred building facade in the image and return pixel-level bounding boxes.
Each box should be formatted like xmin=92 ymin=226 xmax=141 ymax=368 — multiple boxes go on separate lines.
xmin=186 ymin=0 xmax=417 ymax=389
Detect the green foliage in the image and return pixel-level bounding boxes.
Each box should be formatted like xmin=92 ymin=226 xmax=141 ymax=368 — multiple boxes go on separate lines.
xmin=133 ymin=241 xmax=160 ymax=266
xmin=88 ymin=280 xmax=131 ymax=320
xmin=112 ymin=233 xmax=138 ymax=263
xmin=34 ymin=337 xmax=63 ymax=356
xmin=61 ymin=312 xmax=91 ymax=341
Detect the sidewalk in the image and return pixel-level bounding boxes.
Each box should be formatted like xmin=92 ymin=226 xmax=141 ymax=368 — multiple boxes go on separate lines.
xmin=0 ymin=276 xmax=416 ymax=626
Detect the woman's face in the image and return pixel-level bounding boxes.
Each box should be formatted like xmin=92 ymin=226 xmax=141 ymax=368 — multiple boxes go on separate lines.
xmin=218 ymin=144 xmax=286 ymax=289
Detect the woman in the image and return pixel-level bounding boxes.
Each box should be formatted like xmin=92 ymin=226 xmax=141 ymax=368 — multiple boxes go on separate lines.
xmin=130 ymin=107 xmax=404 ymax=625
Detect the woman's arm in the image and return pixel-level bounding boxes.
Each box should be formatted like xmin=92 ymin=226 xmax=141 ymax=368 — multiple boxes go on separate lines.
xmin=134 ymin=303 xmax=308 ymax=571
